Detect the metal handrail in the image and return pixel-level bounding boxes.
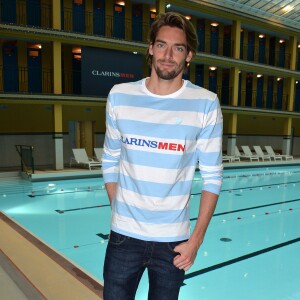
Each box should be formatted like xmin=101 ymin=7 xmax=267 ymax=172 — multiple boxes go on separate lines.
xmin=15 ymin=145 xmax=35 ymax=175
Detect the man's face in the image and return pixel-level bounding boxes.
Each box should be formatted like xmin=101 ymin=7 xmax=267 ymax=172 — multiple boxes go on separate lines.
xmin=149 ymin=26 xmax=193 ymax=80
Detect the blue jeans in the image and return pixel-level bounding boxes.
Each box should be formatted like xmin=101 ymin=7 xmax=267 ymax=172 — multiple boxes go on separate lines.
xmin=103 ymin=231 xmax=186 ymax=300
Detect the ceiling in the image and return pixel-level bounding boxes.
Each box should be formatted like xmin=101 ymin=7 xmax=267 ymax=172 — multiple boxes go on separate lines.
xmin=134 ymin=0 xmax=300 ymax=34
xmin=187 ymin=0 xmax=300 ymax=31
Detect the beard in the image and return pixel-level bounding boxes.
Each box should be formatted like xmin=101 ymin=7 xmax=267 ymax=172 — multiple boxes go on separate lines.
xmin=154 ymin=59 xmax=185 ymax=80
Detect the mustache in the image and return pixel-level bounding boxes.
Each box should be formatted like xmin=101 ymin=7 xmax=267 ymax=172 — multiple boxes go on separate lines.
xmin=157 ymin=59 xmax=177 ymax=65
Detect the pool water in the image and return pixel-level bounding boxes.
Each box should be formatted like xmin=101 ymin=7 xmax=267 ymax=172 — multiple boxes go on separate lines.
xmin=1 ymin=166 xmax=300 ymax=299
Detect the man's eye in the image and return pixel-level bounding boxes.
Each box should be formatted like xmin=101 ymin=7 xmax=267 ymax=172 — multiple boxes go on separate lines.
xmin=175 ymin=47 xmax=184 ymax=52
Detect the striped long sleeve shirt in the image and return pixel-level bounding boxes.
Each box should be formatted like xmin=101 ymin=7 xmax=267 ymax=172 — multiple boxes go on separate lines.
xmin=102 ymin=78 xmax=223 ymax=242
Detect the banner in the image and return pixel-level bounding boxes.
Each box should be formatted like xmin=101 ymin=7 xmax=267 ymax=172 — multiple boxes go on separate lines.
xmin=81 ymin=47 xmax=143 ymax=96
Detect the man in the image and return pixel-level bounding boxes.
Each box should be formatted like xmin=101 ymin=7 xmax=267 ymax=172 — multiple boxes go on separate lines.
xmin=102 ymin=12 xmax=223 ymax=300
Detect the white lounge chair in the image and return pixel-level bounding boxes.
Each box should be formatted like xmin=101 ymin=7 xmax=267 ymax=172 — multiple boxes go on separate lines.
xmin=253 ymin=146 xmax=271 ymax=161
xmin=94 ymin=148 xmax=104 ymax=163
xmin=70 ymin=148 xmax=101 ymax=170
xmin=223 ymin=154 xmax=240 ymax=163
xmin=222 ymin=155 xmax=231 ymax=162
xmin=235 ymin=146 xmax=259 ymax=162
xmin=240 ymin=146 xmax=260 ymax=162
xmin=265 ymin=146 xmax=293 ymax=161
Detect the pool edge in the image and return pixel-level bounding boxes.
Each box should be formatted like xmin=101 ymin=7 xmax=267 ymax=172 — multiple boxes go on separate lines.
xmin=0 ymin=212 xmax=104 ymax=299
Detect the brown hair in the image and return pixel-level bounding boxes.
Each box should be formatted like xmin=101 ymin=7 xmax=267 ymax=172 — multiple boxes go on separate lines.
xmin=146 ymin=12 xmax=198 ymax=68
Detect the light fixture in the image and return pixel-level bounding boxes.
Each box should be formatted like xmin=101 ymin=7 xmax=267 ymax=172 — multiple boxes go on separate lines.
xmin=257 ymin=74 xmax=263 ymax=78
xmin=114 ymin=5 xmax=123 ymax=12
xmin=28 ymin=43 xmax=42 ymax=49
xmin=296 ymin=81 xmax=298 ymax=84
xmin=116 ymin=1 xmax=125 ymax=5
xmin=72 ymin=47 xmax=81 ymax=54
xmin=298 ymin=44 xmax=300 ymax=48
xmin=279 ymin=39 xmax=285 ymax=44
xmin=185 ymin=16 xmax=191 ymax=20
xmin=209 ymin=66 xmax=217 ymax=71
xmin=166 ymin=4 xmax=171 ymax=8
xmin=259 ymin=34 xmax=265 ymax=39
xmin=150 ymin=7 xmax=156 ymax=13
xmin=133 ymin=51 xmax=137 ymax=54
xmin=73 ymin=54 xmax=81 ymax=60
xmin=29 ymin=50 xmax=39 ymax=57
xmin=282 ymin=5 xmax=294 ymax=14
xmin=277 ymin=77 xmax=282 ymax=81
xmin=211 ymin=22 xmax=219 ymax=27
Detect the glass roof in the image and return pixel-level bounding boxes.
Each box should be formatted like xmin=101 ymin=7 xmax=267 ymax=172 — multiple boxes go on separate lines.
xmin=188 ymin=0 xmax=300 ymax=30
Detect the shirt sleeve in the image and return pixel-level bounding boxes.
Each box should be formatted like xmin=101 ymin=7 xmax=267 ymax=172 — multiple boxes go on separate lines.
xmin=102 ymin=93 xmax=122 ymax=183
xmin=197 ymin=95 xmax=223 ymax=195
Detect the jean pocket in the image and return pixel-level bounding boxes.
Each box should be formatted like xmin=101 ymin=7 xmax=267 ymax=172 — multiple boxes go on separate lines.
xmin=167 ymin=240 xmax=186 ymax=255
xmin=108 ymin=231 xmax=129 ymax=246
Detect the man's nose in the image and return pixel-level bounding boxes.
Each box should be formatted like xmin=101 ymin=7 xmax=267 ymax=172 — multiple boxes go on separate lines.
xmin=164 ymin=47 xmax=173 ymax=59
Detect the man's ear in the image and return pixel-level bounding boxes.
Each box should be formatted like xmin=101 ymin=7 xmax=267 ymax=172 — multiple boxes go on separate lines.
xmin=186 ymin=50 xmax=193 ymax=63
xmin=149 ymin=43 xmax=154 ymax=56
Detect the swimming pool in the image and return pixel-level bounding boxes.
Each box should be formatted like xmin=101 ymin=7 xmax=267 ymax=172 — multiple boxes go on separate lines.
xmin=1 ymin=166 xmax=300 ymax=299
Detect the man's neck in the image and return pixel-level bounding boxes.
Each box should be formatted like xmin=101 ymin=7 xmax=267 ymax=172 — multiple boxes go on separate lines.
xmin=146 ymin=74 xmax=184 ymax=96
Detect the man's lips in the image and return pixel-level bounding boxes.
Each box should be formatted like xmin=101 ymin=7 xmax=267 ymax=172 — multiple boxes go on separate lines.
xmin=159 ymin=60 xmax=176 ymax=67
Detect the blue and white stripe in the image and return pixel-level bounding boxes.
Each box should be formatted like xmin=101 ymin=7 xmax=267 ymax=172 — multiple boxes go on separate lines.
xmin=102 ymin=78 xmax=223 ymax=242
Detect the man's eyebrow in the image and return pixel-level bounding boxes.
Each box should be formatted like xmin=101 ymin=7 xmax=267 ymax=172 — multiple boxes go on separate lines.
xmin=154 ymin=39 xmax=187 ymax=48
xmin=174 ymin=43 xmax=187 ymax=48
xmin=154 ymin=39 xmax=166 ymax=44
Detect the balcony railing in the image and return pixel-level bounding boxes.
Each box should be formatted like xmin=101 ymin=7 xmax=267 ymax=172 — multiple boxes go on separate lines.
xmin=62 ymin=9 xmax=149 ymax=43
xmin=0 ymin=65 xmax=295 ymax=112
xmin=240 ymin=43 xmax=291 ymax=68
xmin=240 ymin=90 xmax=289 ymax=111
xmin=0 ymin=66 xmax=53 ymax=94
xmin=2 ymin=0 xmax=53 ymax=28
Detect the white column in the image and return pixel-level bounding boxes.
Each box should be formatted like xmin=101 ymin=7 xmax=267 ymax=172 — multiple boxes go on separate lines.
xmin=54 ymin=133 xmax=64 ymax=170
xmin=227 ymin=135 xmax=237 ymax=156
xmin=282 ymin=136 xmax=292 ymax=155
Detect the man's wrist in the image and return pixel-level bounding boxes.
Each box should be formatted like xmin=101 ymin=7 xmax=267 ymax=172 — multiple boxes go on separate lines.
xmin=189 ymin=234 xmax=203 ymax=249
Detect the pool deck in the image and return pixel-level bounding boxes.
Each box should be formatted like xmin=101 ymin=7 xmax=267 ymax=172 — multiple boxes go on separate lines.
xmin=224 ymin=157 xmax=300 ymax=168
xmin=2 ymin=158 xmax=299 ymax=182
xmin=1 ymin=158 xmax=299 ymax=183
xmin=0 ymin=167 xmax=105 ymax=299
xmin=0 ymin=212 xmax=103 ymax=300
